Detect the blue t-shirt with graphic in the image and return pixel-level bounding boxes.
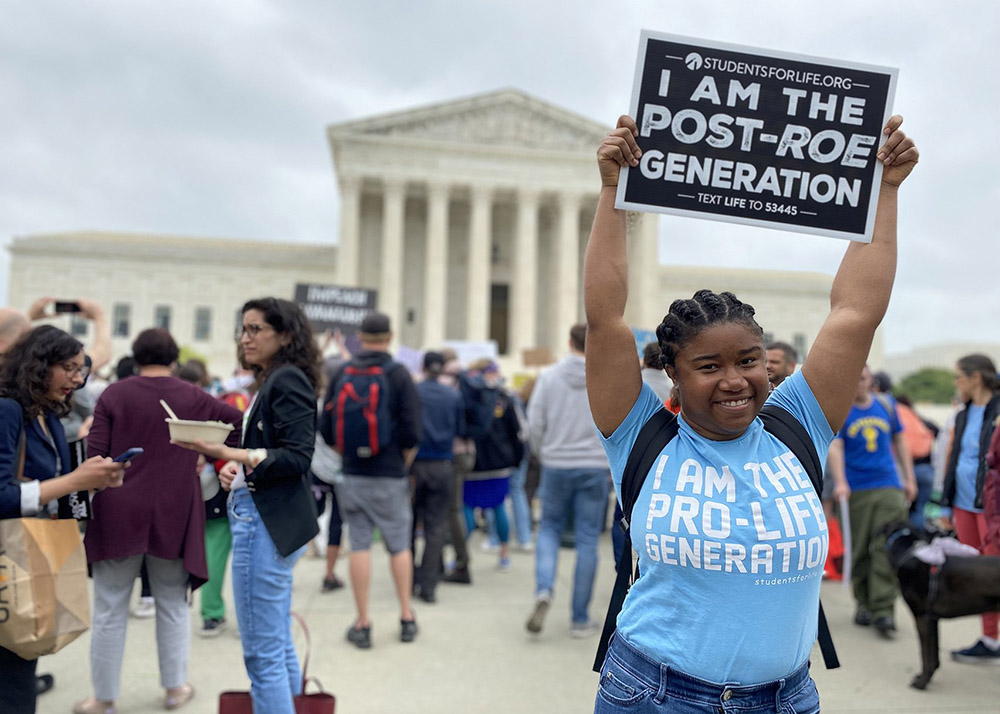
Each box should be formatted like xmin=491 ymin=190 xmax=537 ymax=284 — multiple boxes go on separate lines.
xmin=837 ymin=398 xmax=903 ymax=492
xmin=600 ymin=370 xmax=833 ymax=684
xmin=955 ymin=404 xmax=985 ymax=513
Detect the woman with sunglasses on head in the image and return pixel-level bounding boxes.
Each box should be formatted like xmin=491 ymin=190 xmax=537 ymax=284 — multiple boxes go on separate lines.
xmin=176 ymin=298 xmax=321 ymax=714
xmin=587 ymin=114 xmax=917 ymax=713
xmin=0 ymin=326 xmax=125 ymax=714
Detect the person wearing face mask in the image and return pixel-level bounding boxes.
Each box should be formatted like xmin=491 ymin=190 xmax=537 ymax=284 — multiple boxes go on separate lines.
xmin=463 ymin=360 xmax=525 ymax=573
xmin=586 ymin=112 xmax=917 ymax=713
xmin=0 ymin=326 xmax=126 ymax=714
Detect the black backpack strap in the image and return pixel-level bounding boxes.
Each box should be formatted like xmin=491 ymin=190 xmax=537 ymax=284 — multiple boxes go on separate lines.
xmin=758 ymin=405 xmax=823 ymax=495
xmin=593 ymin=408 xmax=678 ymax=672
xmin=759 ymin=404 xmax=840 ymax=670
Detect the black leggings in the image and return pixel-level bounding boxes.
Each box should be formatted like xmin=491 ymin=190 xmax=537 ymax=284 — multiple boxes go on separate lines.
xmin=313 ymin=480 xmax=344 ymax=547
xmin=0 ymin=645 xmax=38 ymax=714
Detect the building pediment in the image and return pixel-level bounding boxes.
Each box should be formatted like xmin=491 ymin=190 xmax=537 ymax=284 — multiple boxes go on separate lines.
xmin=328 ymin=89 xmax=608 ymax=152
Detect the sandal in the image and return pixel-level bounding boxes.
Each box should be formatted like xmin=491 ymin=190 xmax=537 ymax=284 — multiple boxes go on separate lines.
xmin=165 ymin=683 xmax=195 ymax=710
xmin=72 ymin=697 xmax=116 ymax=714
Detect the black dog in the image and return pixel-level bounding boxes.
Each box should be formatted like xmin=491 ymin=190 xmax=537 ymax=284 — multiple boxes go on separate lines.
xmin=883 ymin=522 xmax=1000 ymax=690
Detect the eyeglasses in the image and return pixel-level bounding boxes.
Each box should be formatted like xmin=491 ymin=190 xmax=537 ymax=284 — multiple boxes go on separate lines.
xmin=238 ymin=324 xmax=275 ymax=339
xmin=58 ymin=362 xmax=89 ymax=378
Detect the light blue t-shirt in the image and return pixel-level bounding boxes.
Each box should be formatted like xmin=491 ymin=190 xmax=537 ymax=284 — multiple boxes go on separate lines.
xmin=601 ymin=370 xmax=834 ymax=684
xmin=955 ymin=404 xmax=985 ymax=513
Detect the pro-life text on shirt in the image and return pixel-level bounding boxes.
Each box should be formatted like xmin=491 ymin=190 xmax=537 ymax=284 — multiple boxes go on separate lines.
xmin=641 ymin=451 xmax=829 ymax=582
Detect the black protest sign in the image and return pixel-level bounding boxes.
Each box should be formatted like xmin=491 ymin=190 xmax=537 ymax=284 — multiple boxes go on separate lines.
xmin=617 ymin=32 xmax=897 ymax=242
xmin=294 ymin=283 xmax=377 ymax=334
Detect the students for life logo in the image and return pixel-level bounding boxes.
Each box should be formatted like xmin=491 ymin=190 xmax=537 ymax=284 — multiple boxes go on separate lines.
xmin=684 ymin=52 xmax=703 ymax=70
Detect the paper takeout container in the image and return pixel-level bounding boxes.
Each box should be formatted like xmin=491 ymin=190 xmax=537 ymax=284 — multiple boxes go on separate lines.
xmin=166 ymin=419 xmax=234 ymax=444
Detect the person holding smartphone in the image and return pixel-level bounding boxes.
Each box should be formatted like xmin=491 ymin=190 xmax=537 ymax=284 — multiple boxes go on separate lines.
xmin=73 ymin=328 xmax=242 ymax=714
xmin=0 ymin=325 xmax=126 ymax=714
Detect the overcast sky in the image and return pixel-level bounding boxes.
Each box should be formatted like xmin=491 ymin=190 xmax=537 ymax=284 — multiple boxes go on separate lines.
xmin=2 ymin=1 xmax=997 ymax=355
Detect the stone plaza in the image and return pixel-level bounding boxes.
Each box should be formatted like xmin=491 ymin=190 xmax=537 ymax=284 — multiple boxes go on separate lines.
xmin=39 ymin=527 xmax=1000 ymax=713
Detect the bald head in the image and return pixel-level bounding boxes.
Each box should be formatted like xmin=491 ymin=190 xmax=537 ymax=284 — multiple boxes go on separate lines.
xmin=0 ymin=308 xmax=29 ymax=355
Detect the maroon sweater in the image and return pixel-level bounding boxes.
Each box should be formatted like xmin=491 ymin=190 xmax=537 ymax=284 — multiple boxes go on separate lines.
xmin=85 ymin=376 xmax=242 ymax=588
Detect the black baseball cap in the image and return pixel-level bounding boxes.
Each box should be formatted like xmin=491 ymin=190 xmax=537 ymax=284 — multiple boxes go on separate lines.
xmin=423 ymin=351 xmax=445 ymax=372
xmin=359 ymin=312 xmax=391 ymax=336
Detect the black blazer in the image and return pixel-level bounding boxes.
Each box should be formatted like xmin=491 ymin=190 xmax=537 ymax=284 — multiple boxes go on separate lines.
xmin=242 ymin=365 xmax=319 ymax=556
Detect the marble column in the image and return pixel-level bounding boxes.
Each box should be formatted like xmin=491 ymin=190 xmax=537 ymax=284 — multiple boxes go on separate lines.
xmin=554 ymin=193 xmax=581 ymax=337
xmin=423 ymin=183 xmax=450 ymax=348
xmin=466 ymin=185 xmax=493 ymax=342
xmin=625 ymin=212 xmax=660 ymax=330
xmin=510 ymin=189 xmax=539 ymax=359
xmin=336 ymin=175 xmax=361 ymax=286
xmin=379 ymin=180 xmax=406 ymax=327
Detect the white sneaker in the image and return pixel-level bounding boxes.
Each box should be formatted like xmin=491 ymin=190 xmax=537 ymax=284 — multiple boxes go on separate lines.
xmin=513 ymin=541 xmax=535 ymax=553
xmin=570 ymin=620 xmax=601 ymax=639
xmin=526 ymin=594 xmax=551 ymax=634
xmin=480 ymin=541 xmax=500 ymax=553
xmin=131 ymin=596 xmax=155 ymax=619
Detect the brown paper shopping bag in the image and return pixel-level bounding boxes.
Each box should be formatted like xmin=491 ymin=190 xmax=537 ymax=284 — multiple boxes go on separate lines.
xmin=0 ymin=518 xmax=90 ymax=659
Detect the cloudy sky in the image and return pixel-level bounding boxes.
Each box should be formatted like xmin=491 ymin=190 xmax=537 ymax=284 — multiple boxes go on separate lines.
xmin=2 ymin=1 xmax=997 ymax=355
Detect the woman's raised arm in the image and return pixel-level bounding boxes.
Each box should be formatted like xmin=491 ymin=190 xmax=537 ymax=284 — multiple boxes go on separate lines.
xmin=585 ymin=115 xmax=646 ymax=436
xmin=801 ymin=115 xmax=919 ymax=432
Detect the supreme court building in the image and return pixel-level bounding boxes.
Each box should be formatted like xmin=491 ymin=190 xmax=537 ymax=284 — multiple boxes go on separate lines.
xmin=327 ymin=89 xmax=660 ymax=357
xmin=7 ymin=89 xmax=857 ymax=376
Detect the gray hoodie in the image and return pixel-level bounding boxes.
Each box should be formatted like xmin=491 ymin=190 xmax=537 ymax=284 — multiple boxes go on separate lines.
xmin=527 ymin=354 xmax=608 ymax=469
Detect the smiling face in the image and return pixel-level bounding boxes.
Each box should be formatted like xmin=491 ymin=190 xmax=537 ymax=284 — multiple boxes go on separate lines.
xmin=47 ymin=350 xmax=86 ymax=402
xmin=666 ymin=322 xmax=769 ymax=440
xmin=239 ymin=309 xmax=287 ymax=370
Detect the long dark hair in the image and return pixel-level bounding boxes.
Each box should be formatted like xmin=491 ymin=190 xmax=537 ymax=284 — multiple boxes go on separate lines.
xmin=957 ymin=354 xmax=999 ymax=393
xmin=241 ymin=298 xmax=321 ymax=392
xmin=0 ymin=325 xmax=84 ymax=419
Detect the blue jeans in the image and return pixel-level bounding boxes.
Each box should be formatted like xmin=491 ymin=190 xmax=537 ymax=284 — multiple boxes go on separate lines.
xmin=484 ymin=461 xmax=532 ymax=547
xmin=595 ymin=635 xmax=820 ymax=713
xmin=229 ymin=489 xmax=306 ymax=714
xmin=466 ymin=504 xmax=509 ymax=543
xmin=535 ymin=466 xmax=609 ymax=624
xmin=909 ymin=462 xmax=935 ymax=530
xmin=509 ymin=458 xmax=533 ymax=545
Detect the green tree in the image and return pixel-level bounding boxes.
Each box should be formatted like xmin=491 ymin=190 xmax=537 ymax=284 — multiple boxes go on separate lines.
xmin=178 ymin=345 xmax=208 ymax=366
xmin=898 ymin=368 xmax=954 ymax=404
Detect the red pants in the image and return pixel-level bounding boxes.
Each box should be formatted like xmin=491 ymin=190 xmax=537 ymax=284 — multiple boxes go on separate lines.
xmin=953 ymin=507 xmax=1000 ymax=639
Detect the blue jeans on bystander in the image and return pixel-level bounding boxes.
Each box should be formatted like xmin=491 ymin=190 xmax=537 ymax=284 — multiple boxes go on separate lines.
xmin=229 ymin=489 xmax=306 ymax=714
xmin=535 ymin=466 xmax=609 ymax=624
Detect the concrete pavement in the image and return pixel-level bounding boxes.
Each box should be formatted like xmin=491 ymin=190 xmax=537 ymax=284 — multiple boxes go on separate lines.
xmin=39 ymin=529 xmax=1000 ymax=713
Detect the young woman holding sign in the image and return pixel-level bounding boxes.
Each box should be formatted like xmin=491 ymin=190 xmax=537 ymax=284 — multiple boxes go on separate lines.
xmin=586 ymin=114 xmax=917 ymax=713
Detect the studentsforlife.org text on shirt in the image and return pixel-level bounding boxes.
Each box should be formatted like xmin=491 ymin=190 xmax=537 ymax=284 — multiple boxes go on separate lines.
xmin=600 ymin=371 xmax=834 ymax=684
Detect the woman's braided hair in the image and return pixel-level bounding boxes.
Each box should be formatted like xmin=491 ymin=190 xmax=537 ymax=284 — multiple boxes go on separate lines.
xmin=654 ymin=290 xmax=763 ymax=369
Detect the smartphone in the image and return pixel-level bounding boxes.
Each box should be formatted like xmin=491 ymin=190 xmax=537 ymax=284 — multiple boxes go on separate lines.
xmin=113 ymin=447 xmax=144 ymax=463
xmin=54 ymin=301 xmax=82 ymax=314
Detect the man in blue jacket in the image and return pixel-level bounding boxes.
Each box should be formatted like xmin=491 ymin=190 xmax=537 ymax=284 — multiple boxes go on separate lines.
xmin=411 ymin=351 xmax=465 ymax=603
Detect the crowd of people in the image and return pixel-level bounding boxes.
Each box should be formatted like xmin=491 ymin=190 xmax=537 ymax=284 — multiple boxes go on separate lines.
xmin=0 ymin=109 xmax=996 ymax=714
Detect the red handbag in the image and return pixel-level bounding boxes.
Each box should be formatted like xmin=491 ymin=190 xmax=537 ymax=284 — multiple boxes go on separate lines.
xmin=219 ymin=613 xmax=335 ymax=714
